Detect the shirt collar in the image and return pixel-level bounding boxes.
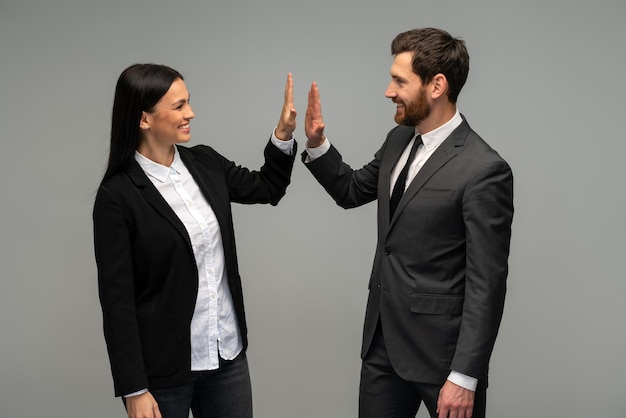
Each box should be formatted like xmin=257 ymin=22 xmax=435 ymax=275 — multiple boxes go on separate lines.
xmin=134 ymin=145 xmax=182 ymax=183
xmin=416 ymin=110 xmax=463 ymax=151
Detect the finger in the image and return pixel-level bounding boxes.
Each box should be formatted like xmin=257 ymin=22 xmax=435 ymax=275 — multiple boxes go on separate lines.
xmin=306 ymin=91 xmax=314 ymax=119
xmin=314 ymin=84 xmax=323 ymax=116
xmin=437 ymin=402 xmax=448 ymax=418
xmin=307 ymin=82 xmax=315 ymax=109
xmin=308 ymin=83 xmax=322 ymax=119
xmin=311 ymin=82 xmax=319 ymax=110
xmin=285 ymin=73 xmax=293 ymax=104
xmin=444 ymin=407 xmax=457 ymax=418
xmin=309 ymin=82 xmax=320 ymax=104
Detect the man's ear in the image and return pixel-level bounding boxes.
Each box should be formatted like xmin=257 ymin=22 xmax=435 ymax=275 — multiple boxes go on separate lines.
xmin=431 ymin=73 xmax=449 ymax=100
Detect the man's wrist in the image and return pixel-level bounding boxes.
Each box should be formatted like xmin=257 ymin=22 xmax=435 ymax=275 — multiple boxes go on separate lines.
xmin=447 ymin=370 xmax=478 ymax=391
xmin=305 ymin=136 xmax=326 ymax=149
xmin=304 ymin=137 xmax=330 ymax=162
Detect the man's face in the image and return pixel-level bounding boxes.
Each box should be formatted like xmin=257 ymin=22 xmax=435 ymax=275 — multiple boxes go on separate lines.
xmin=385 ymin=52 xmax=431 ymax=126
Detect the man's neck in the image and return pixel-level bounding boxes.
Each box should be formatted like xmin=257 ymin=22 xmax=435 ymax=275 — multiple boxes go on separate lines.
xmin=416 ymin=102 xmax=457 ymax=134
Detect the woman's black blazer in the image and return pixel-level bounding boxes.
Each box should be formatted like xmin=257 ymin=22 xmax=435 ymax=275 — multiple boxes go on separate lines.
xmin=93 ymin=140 xmax=296 ymax=396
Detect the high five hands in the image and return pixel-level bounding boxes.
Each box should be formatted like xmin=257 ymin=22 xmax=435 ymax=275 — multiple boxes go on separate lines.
xmin=275 ymin=74 xmax=326 ymax=148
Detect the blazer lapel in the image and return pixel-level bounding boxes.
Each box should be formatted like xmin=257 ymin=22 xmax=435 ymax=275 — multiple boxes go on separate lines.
xmin=126 ymin=161 xmax=192 ymax=249
xmin=178 ymin=147 xmax=222 ymax=209
xmin=177 ymin=147 xmax=231 ymax=242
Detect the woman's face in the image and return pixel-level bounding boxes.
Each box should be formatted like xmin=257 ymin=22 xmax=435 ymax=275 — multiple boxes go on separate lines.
xmin=141 ymin=78 xmax=194 ymax=147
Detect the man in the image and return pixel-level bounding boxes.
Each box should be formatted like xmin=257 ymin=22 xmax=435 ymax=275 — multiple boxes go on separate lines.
xmin=303 ymin=28 xmax=513 ymax=418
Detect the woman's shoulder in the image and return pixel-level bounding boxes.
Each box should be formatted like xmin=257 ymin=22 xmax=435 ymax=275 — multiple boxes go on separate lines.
xmin=177 ymin=144 xmax=230 ymax=167
xmin=98 ymin=170 xmax=127 ymax=190
xmin=178 ymin=143 xmax=217 ymax=158
xmin=96 ymin=164 xmax=140 ymax=200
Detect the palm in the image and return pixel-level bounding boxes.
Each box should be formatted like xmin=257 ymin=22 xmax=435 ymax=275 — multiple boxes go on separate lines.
xmin=305 ymin=82 xmax=325 ymax=145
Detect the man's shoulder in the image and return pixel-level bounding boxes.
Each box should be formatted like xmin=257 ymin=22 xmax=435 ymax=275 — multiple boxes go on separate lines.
xmin=387 ymin=125 xmax=415 ymax=140
xmin=456 ymin=121 xmax=509 ymax=166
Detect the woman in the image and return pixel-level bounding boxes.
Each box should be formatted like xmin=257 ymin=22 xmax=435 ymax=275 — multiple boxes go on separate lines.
xmin=93 ymin=64 xmax=297 ymax=418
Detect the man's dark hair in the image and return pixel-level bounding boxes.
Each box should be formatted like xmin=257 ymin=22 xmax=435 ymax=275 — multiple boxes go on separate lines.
xmin=391 ymin=28 xmax=469 ymax=103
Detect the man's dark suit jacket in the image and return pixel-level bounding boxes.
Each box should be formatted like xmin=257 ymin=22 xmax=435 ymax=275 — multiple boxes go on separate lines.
xmin=304 ymin=117 xmax=513 ymax=387
xmin=93 ymin=140 xmax=296 ymax=397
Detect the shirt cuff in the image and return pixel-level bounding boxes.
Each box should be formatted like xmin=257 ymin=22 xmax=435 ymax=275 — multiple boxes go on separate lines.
xmin=304 ymin=137 xmax=331 ymax=163
xmin=271 ymin=128 xmax=295 ymax=155
xmin=124 ymin=388 xmax=148 ymax=398
xmin=447 ymin=371 xmax=478 ymax=391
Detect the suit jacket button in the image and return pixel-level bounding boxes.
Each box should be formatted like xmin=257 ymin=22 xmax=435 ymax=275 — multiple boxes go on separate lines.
xmin=384 ymin=248 xmax=391 ymax=255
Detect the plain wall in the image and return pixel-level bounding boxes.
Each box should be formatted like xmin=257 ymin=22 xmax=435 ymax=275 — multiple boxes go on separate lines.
xmin=1 ymin=0 xmax=624 ymax=417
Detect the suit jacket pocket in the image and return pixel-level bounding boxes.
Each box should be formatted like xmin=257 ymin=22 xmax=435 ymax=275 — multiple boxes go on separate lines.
xmin=409 ymin=293 xmax=464 ymax=315
xmin=416 ymin=188 xmax=454 ymax=199
xmin=137 ymin=313 xmax=178 ymax=377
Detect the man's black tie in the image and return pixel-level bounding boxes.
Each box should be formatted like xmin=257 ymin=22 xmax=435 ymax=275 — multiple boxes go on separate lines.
xmin=390 ymin=135 xmax=422 ymax=219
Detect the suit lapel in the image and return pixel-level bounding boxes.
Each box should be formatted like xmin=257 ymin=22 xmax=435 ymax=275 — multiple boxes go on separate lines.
xmin=388 ymin=120 xmax=470 ymax=226
xmin=127 ymin=161 xmax=192 ymax=248
xmin=380 ymin=126 xmax=415 ymax=223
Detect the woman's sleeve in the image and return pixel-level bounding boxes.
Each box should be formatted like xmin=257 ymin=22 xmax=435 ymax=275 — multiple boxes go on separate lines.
xmin=93 ymin=185 xmax=147 ymax=397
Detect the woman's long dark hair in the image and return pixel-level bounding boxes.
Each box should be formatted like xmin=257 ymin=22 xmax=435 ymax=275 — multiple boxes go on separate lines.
xmin=101 ymin=63 xmax=183 ymax=184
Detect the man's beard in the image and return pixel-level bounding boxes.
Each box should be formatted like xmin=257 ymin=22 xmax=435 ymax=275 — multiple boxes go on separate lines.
xmin=394 ymin=87 xmax=430 ymax=126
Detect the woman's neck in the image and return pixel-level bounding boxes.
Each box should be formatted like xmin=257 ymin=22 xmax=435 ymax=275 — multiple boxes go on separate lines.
xmin=137 ymin=142 xmax=175 ymax=166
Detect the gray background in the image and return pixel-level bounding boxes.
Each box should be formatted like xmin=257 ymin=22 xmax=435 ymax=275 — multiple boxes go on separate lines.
xmin=1 ymin=0 xmax=624 ymax=417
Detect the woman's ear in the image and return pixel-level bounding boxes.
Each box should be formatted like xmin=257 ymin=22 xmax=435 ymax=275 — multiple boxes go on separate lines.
xmin=140 ymin=111 xmax=150 ymax=131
